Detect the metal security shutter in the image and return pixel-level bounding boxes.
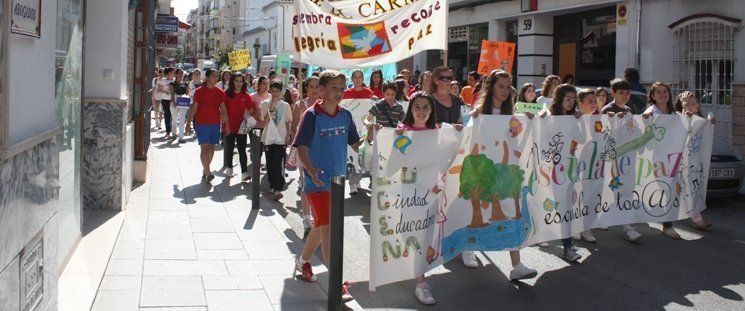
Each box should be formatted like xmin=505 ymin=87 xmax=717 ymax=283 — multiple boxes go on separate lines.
xmin=672 ymin=16 xmax=740 ymax=145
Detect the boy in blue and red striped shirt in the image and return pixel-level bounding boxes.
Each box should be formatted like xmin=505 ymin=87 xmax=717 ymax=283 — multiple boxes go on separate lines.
xmin=293 ymin=70 xmax=360 ymax=302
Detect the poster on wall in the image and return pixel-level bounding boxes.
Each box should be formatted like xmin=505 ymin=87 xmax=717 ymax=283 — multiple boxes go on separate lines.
xmin=11 ymin=0 xmax=42 ymax=38
xmin=370 ymin=114 xmax=713 ymax=290
xmin=292 ymin=0 xmax=448 ymax=68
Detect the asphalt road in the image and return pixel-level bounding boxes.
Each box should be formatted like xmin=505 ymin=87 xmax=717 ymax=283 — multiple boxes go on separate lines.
xmin=263 ymin=167 xmax=745 ymax=310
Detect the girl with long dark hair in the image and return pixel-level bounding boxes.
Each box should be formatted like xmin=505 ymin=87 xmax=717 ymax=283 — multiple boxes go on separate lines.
xmin=223 ymin=72 xmax=255 ymax=180
xmin=644 ymin=82 xmax=682 ymax=239
xmin=469 ymin=69 xmax=538 ymax=280
xmin=369 ymin=69 xmax=384 ymax=98
xmin=540 ymin=83 xmax=583 ymax=262
xmin=595 ymin=87 xmax=610 ymax=114
xmin=537 ymin=74 xmax=560 ymax=106
xmin=518 ymin=83 xmax=537 ymax=103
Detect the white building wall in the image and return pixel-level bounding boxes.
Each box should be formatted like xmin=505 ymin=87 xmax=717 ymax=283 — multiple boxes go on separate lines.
xmin=84 ymin=0 xmax=129 ymax=99
xmin=638 ymin=0 xmax=745 ymax=84
xmin=8 ymin=0 xmax=59 ymax=145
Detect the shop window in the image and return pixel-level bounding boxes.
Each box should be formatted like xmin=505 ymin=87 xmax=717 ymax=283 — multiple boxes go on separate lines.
xmin=55 ymin=0 xmax=83 ymax=258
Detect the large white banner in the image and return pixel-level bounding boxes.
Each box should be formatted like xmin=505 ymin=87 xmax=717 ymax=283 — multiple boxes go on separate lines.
xmin=292 ymin=0 xmax=447 ymax=68
xmin=370 ymin=115 xmax=713 ymax=290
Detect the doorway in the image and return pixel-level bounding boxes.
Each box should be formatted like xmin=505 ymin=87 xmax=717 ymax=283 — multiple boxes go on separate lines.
xmin=554 ymin=6 xmax=616 ymax=86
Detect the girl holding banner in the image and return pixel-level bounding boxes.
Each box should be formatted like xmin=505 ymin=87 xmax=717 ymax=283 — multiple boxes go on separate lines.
xmin=468 ymin=70 xmax=539 ymax=280
xmin=540 ymin=83 xmax=584 ymax=262
xmin=344 ymin=70 xmax=374 ymax=194
xmin=391 ymin=93 xmax=440 ymax=305
xmin=675 ymin=91 xmax=713 ymax=230
xmin=643 ymin=82 xmax=683 ymax=239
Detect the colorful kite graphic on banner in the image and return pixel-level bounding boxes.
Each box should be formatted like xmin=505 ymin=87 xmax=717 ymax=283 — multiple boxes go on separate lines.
xmin=338 ymin=22 xmax=392 ymax=59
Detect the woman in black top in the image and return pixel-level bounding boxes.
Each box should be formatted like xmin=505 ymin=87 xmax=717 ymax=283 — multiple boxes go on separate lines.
xmin=170 ymin=69 xmax=191 ymax=143
xmin=430 ymin=66 xmax=464 ymax=129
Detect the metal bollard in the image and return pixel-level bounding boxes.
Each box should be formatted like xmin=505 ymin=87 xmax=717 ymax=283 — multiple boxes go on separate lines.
xmin=250 ymin=129 xmax=262 ymax=210
xmin=328 ymin=176 xmax=346 ymax=311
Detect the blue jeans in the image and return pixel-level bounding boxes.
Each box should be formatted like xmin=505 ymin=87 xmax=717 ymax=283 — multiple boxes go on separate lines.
xmin=562 ymin=238 xmax=573 ymax=250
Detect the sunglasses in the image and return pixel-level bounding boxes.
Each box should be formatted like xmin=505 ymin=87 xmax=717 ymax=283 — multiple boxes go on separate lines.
xmin=437 ymin=76 xmax=453 ymax=82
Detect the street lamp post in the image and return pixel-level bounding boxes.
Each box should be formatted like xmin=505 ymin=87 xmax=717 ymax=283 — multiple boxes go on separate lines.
xmin=253 ymin=39 xmax=262 ymax=73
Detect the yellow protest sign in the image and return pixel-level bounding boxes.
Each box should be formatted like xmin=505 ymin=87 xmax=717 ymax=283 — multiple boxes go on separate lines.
xmin=228 ymin=50 xmax=251 ymax=70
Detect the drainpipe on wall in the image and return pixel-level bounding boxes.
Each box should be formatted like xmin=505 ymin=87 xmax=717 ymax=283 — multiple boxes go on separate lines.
xmin=635 ymin=0 xmax=642 ymax=70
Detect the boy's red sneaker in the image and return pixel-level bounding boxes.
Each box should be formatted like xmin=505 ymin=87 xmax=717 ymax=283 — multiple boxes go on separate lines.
xmin=295 ymin=259 xmax=317 ymax=282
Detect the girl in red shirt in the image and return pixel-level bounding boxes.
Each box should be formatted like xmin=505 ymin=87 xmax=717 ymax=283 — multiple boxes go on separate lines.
xmin=223 ymin=72 xmax=255 ymax=181
xmin=343 ymin=69 xmax=374 ymax=99
xmin=369 ymin=69 xmax=384 ymax=99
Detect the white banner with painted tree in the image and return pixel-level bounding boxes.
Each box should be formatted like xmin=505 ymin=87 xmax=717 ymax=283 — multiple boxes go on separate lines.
xmin=370 ymin=114 xmax=713 ymax=290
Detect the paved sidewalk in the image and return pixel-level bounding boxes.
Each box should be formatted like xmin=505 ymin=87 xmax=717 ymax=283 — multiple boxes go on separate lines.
xmin=79 ymin=127 xmax=745 ymax=310
xmin=88 ymin=131 xmax=346 ymax=311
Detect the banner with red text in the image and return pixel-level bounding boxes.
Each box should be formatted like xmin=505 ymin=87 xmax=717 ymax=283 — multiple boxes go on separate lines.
xmin=370 ymin=115 xmax=713 ymax=290
xmin=292 ymin=0 xmax=447 ymax=68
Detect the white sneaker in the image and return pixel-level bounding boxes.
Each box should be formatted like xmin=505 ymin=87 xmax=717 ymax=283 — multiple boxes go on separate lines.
xmin=572 ymin=233 xmax=581 ymax=241
xmin=461 ymin=251 xmax=478 ymax=268
xmin=624 ymin=226 xmax=642 ymax=242
xmin=580 ymin=230 xmax=597 ymax=243
xmin=563 ymin=247 xmax=582 ymax=262
xmin=509 ymin=263 xmax=537 ymax=281
xmin=538 ymin=242 xmax=549 ymax=247
xmin=241 ymin=172 xmax=250 ymax=181
xmin=302 ymin=218 xmax=313 ymax=240
xmin=414 ymin=283 xmax=436 ymax=305
xmin=225 ymin=168 xmax=233 ymax=176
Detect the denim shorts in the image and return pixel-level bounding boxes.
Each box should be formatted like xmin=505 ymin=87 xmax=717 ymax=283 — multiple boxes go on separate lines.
xmin=195 ymin=124 xmax=221 ymax=145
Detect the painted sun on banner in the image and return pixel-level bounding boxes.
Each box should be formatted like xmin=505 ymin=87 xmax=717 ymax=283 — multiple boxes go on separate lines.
xmin=338 ymin=22 xmax=392 ymax=59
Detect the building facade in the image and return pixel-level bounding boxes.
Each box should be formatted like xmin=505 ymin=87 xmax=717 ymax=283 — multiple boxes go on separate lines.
xmin=0 ymin=0 xmax=157 ymax=309
xmin=432 ymin=0 xmax=744 ymax=148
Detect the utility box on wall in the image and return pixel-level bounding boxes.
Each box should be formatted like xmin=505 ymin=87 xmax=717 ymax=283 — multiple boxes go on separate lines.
xmin=20 ymin=233 xmax=44 ymax=311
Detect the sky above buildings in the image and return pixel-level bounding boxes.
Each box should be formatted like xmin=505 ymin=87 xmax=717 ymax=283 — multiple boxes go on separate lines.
xmin=174 ymin=0 xmax=198 ymax=21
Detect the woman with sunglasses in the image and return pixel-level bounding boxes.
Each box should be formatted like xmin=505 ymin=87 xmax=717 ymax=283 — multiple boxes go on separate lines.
xmin=430 ymin=67 xmax=464 ymax=130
